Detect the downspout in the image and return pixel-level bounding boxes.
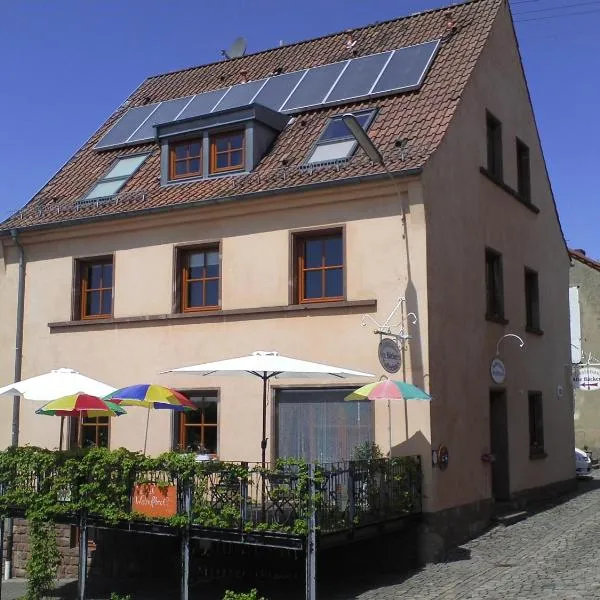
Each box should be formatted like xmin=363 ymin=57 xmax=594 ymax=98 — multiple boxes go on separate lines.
xmin=5 ymin=228 xmax=25 ymax=580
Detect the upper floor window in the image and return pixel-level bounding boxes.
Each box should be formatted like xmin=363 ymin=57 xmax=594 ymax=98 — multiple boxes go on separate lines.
xmin=294 ymin=230 xmax=344 ymax=303
xmin=179 ymin=246 xmax=220 ymax=312
xmin=83 ymin=154 xmax=148 ymax=201
xmin=76 ymin=257 xmax=113 ymax=320
xmin=485 ymin=248 xmax=504 ymax=322
xmin=486 ymin=111 xmax=503 ymax=180
xmin=306 ymin=109 xmax=376 ymax=165
xmin=210 ymin=130 xmax=245 ymax=174
xmin=173 ymin=391 xmax=218 ymax=454
xmin=516 ymin=138 xmax=531 ymax=202
xmin=169 ymin=139 xmax=202 ymax=180
xmin=525 ymin=268 xmax=541 ymax=332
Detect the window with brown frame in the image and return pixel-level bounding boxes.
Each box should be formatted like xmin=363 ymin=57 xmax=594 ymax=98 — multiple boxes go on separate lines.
xmin=173 ymin=391 xmax=218 ymax=454
xmin=209 ymin=130 xmax=245 ymax=174
xmin=525 ymin=268 xmax=541 ymax=332
xmin=178 ymin=246 xmax=220 ymax=312
xmin=68 ymin=416 xmax=110 ymax=449
xmin=516 ymin=138 xmax=531 ymax=202
xmin=76 ymin=257 xmax=113 ymax=320
xmin=486 ymin=111 xmax=503 ymax=180
xmin=294 ymin=230 xmax=344 ymax=303
xmin=169 ymin=139 xmax=203 ymax=180
xmin=485 ymin=248 xmax=504 ymax=322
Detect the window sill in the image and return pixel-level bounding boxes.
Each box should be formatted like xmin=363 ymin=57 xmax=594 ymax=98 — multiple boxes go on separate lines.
xmin=485 ymin=314 xmax=509 ymax=325
xmin=480 ymin=167 xmax=540 ymax=214
xmin=529 ymin=450 xmax=547 ymax=460
xmin=525 ymin=325 xmax=544 ymax=336
xmin=49 ymin=299 xmax=377 ymax=331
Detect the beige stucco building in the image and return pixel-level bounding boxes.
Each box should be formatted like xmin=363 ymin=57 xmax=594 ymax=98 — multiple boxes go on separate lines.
xmin=0 ymin=0 xmax=574 ymax=556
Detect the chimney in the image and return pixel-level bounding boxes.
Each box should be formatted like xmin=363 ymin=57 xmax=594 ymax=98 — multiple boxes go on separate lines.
xmin=240 ymin=69 xmax=248 ymax=84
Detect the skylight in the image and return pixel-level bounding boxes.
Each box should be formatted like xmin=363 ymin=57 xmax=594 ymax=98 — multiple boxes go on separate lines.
xmin=83 ymin=154 xmax=149 ymax=201
xmin=306 ymin=110 xmax=376 ymax=165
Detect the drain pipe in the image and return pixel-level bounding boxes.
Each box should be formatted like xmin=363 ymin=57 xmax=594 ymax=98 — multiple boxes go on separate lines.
xmin=5 ymin=229 xmax=25 ymax=580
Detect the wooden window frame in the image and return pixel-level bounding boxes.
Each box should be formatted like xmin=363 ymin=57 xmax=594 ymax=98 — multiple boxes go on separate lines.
xmin=173 ymin=390 xmax=219 ymax=455
xmin=177 ymin=244 xmax=221 ymax=312
xmin=485 ymin=248 xmax=505 ymax=322
xmin=169 ymin=138 xmax=203 ymax=180
xmin=524 ymin=267 xmax=541 ymax=332
xmin=68 ymin=415 xmax=110 ymax=449
xmin=486 ymin=111 xmax=503 ymax=180
xmin=294 ymin=228 xmax=345 ymax=304
xmin=516 ymin=138 xmax=531 ymax=202
xmin=209 ymin=130 xmax=245 ymax=174
xmin=76 ymin=256 xmax=114 ymax=320
xmin=528 ymin=391 xmax=545 ymax=457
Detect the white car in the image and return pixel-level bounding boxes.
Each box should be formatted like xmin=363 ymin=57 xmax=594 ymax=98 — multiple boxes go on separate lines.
xmin=575 ymin=448 xmax=593 ymax=477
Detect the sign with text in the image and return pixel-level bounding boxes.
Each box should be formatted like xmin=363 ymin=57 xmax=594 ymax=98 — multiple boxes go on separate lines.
xmin=378 ymin=338 xmax=401 ymax=373
xmin=572 ymin=366 xmax=600 ymax=391
xmin=132 ymin=483 xmax=177 ymax=518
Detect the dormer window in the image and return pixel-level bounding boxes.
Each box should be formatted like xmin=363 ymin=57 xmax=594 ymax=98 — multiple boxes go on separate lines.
xmin=83 ymin=154 xmax=148 ymax=201
xmin=306 ymin=109 xmax=376 ymax=166
xmin=170 ymin=139 xmax=202 ymax=180
xmin=210 ymin=130 xmax=245 ymax=174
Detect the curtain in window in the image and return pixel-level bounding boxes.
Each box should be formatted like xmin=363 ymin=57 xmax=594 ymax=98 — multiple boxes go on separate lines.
xmin=276 ymin=388 xmax=373 ymax=463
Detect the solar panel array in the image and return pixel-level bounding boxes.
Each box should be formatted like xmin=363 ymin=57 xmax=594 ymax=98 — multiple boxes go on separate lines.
xmin=95 ymin=39 xmax=440 ymax=150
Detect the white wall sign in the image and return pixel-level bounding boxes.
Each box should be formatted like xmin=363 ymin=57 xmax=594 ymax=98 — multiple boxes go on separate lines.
xmin=378 ymin=338 xmax=401 ymax=373
xmin=572 ymin=366 xmax=600 ymax=391
xmin=490 ymin=357 xmax=506 ymax=384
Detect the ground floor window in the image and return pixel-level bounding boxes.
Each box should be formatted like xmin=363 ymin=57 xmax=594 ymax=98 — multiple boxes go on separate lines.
xmin=68 ymin=416 xmax=110 ymax=449
xmin=173 ymin=390 xmax=219 ymax=454
xmin=276 ymin=387 xmax=373 ymax=463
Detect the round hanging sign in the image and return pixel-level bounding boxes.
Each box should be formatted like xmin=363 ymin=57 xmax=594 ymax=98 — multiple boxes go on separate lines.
xmin=378 ymin=338 xmax=401 ymax=373
xmin=490 ymin=357 xmax=506 ymax=385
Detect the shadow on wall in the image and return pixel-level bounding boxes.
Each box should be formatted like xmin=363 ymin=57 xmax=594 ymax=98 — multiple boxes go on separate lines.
xmin=405 ymin=278 xmax=425 ymax=391
xmin=391 ymin=429 xmax=430 ymax=461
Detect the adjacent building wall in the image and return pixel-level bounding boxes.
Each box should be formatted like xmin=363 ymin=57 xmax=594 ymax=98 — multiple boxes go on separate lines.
xmin=570 ymin=256 xmax=600 ymax=453
xmin=422 ymin=0 xmax=573 ymax=533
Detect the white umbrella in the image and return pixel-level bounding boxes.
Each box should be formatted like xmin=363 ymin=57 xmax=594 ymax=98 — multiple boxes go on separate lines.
xmin=164 ymin=351 xmax=373 ymax=466
xmin=0 ymin=368 xmax=116 ymax=449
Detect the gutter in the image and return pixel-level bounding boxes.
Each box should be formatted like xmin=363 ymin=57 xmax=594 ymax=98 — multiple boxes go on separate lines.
xmin=5 ymin=229 xmax=25 ymax=581
xmin=0 ymin=167 xmax=422 ymax=236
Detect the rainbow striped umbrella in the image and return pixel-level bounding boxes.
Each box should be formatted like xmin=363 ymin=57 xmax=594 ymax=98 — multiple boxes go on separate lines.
xmin=104 ymin=385 xmax=196 ymax=454
xmin=35 ymin=393 xmax=126 ymax=417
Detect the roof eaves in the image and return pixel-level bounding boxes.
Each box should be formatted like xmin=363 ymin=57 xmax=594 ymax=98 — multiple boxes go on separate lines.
xmin=569 ymin=249 xmax=600 ymax=272
xmin=0 ymin=167 xmax=422 ymax=236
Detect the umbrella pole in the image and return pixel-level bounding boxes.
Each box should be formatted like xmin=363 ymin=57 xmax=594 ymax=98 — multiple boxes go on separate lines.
xmin=388 ymin=399 xmax=393 ymax=456
xmin=261 ymin=376 xmax=267 ymax=468
xmin=59 ymin=416 xmax=65 ymax=451
xmin=143 ymin=406 xmax=150 ymax=455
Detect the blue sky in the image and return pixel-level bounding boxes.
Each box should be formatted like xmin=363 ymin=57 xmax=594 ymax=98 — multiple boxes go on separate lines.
xmin=1 ymin=0 xmax=598 ymax=255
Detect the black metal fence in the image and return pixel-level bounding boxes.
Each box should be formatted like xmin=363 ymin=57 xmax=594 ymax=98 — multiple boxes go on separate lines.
xmin=0 ymin=456 xmax=422 ymax=537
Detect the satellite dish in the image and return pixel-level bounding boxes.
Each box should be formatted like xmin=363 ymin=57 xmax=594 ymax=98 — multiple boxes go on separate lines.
xmin=222 ymin=36 xmax=247 ymax=60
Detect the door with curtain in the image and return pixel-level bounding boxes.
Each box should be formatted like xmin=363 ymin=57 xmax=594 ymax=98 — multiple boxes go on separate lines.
xmin=276 ymin=387 xmax=373 ymax=463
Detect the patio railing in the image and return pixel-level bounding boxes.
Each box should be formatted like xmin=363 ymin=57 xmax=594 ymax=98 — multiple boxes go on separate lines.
xmin=0 ymin=448 xmax=422 ymax=537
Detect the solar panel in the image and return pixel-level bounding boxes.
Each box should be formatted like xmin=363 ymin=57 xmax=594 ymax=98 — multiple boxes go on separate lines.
xmin=94 ymin=39 xmax=441 ymax=151
xmin=281 ymin=61 xmax=348 ymax=112
xmin=94 ymin=104 xmax=159 ymax=149
xmin=215 ymin=79 xmax=268 ymax=112
xmin=177 ymin=88 xmax=229 ymax=121
xmin=253 ymin=71 xmax=306 ymax=111
xmin=127 ymin=97 xmax=193 ymax=143
xmin=371 ymin=40 xmax=439 ymax=94
xmin=325 ymin=51 xmax=393 ymax=103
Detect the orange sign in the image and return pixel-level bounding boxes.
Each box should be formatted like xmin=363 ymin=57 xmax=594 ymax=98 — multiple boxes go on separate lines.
xmin=132 ymin=483 xmax=177 ymax=518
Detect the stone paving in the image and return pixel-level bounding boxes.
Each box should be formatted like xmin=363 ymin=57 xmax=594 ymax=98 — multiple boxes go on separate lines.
xmin=1 ymin=474 xmax=599 ymax=599
xmin=328 ymin=473 xmax=600 ymax=600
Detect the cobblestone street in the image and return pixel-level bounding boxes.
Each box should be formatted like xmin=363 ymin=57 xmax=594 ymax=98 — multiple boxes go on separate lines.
xmin=327 ymin=474 xmax=600 ymax=600
xmin=2 ymin=475 xmax=599 ymax=599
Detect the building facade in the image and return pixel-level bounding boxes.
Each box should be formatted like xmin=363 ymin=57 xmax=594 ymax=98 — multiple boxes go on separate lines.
xmin=569 ymin=249 xmax=600 ymax=454
xmin=0 ymin=0 xmax=574 ymax=558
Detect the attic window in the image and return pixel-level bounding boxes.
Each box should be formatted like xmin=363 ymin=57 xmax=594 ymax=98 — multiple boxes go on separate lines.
xmin=306 ymin=109 xmax=376 ymax=165
xmin=83 ymin=154 xmax=148 ymax=201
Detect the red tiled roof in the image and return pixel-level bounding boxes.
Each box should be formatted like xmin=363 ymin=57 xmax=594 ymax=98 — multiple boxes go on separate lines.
xmin=2 ymin=0 xmax=503 ymax=232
